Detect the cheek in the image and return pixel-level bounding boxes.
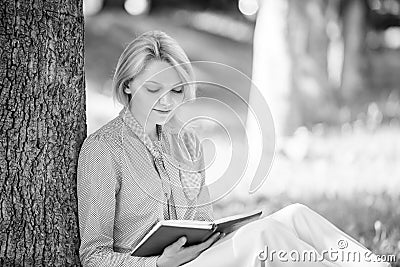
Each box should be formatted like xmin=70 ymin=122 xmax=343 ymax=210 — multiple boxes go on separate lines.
xmin=132 ymin=91 xmax=157 ymax=110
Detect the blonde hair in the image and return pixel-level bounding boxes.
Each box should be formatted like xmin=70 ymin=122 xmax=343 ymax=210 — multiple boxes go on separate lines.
xmin=112 ymin=30 xmax=196 ymax=107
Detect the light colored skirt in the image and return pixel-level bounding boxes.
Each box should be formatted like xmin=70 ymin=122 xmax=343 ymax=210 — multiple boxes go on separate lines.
xmin=183 ymin=203 xmax=390 ymax=267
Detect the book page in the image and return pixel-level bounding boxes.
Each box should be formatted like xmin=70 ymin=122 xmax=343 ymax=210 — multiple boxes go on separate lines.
xmin=214 ymin=209 xmax=263 ymax=225
xmin=160 ymin=220 xmax=214 ymax=229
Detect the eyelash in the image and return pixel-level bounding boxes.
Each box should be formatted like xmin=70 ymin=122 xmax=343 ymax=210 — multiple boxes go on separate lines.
xmin=146 ymin=87 xmax=183 ymax=94
xmin=147 ymin=88 xmax=160 ymax=93
xmin=172 ymin=87 xmax=184 ymax=93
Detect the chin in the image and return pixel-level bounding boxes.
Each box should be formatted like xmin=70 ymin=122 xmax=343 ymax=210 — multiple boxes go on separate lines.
xmin=153 ymin=113 xmax=172 ymax=125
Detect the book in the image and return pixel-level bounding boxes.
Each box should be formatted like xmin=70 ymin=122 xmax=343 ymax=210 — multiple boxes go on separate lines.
xmin=131 ymin=209 xmax=263 ymax=257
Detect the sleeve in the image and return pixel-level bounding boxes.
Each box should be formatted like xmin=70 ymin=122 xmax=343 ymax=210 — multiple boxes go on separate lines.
xmin=184 ymin=130 xmax=214 ymax=222
xmin=77 ymin=135 xmax=159 ymax=267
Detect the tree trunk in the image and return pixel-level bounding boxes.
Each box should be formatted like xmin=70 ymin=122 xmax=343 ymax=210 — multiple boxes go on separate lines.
xmin=340 ymin=0 xmax=369 ymax=102
xmin=288 ymin=0 xmax=336 ymax=126
xmin=250 ymin=0 xmax=337 ymax=137
xmin=250 ymin=0 xmax=294 ymax=137
xmin=0 ymin=1 xmax=86 ymax=266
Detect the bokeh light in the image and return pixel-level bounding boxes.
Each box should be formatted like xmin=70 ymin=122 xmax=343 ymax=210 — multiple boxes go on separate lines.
xmin=83 ymin=0 xmax=103 ymax=16
xmin=384 ymin=27 xmax=400 ymax=49
xmin=124 ymin=0 xmax=149 ymax=15
xmin=238 ymin=0 xmax=259 ymax=16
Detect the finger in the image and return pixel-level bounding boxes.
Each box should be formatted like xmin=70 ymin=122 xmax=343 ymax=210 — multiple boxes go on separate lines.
xmin=218 ymin=232 xmax=226 ymax=240
xmin=206 ymin=232 xmax=223 ymax=245
xmin=168 ymin=236 xmax=187 ymax=252
xmin=194 ymin=232 xmax=221 ymax=252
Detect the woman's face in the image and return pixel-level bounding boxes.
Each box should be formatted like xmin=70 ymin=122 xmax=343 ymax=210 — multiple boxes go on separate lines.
xmin=127 ymin=60 xmax=185 ymax=128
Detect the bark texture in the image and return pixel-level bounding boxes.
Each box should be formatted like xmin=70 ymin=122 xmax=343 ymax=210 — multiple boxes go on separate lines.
xmin=0 ymin=1 xmax=86 ymax=266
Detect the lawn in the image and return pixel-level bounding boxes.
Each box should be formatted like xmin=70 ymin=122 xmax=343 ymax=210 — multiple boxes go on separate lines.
xmin=211 ymin=124 xmax=400 ymax=266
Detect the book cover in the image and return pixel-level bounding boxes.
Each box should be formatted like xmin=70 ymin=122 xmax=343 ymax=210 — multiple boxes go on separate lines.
xmin=131 ymin=209 xmax=263 ymax=257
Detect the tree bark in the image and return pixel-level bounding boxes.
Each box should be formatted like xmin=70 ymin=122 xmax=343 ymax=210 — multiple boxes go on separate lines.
xmin=0 ymin=1 xmax=86 ymax=266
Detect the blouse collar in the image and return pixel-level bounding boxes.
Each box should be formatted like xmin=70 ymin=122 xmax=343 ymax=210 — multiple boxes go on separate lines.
xmin=119 ymin=107 xmax=196 ymax=170
xmin=119 ymin=107 xmax=202 ymax=202
xmin=119 ymin=107 xmax=164 ymax=159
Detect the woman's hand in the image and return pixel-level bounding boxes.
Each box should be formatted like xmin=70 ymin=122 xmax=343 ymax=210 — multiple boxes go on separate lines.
xmin=156 ymin=232 xmax=223 ymax=267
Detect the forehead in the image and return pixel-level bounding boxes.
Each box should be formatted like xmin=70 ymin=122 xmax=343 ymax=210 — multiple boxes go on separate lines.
xmin=137 ymin=60 xmax=182 ymax=85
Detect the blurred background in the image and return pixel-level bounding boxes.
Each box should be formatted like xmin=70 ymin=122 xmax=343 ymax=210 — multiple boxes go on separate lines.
xmin=83 ymin=0 xmax=399 ymax=264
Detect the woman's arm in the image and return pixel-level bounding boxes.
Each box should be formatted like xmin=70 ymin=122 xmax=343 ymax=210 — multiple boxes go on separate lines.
xmin=77 ymin=135 xmax=158 ymax=267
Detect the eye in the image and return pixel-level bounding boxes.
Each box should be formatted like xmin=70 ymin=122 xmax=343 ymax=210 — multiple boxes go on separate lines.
xmin=172 ymin=86 xmax=184 ymax=94
xmin=145 ymin=84 xmax=162 ymax=92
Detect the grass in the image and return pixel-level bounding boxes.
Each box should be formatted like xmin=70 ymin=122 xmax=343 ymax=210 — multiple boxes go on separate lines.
xmin=213 ymin=192 xmax=400 ymax=266
xmin=210 ymin=116 xmax=400 ymax=266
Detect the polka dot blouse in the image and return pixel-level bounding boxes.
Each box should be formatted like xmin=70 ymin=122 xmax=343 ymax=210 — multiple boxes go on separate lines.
xmin=77 ymin=108 xmax=214 ymax=267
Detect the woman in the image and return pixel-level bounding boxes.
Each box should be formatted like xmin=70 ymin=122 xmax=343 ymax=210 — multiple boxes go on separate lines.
xmin=77 ymin=31 xmax=390 ymax=267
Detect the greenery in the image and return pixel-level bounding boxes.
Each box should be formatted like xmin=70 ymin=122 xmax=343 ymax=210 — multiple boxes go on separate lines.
xmin=212 ymin=116 xmax=400 ymax=266
xmin=213 ymin=192 xmax=399 ymax=266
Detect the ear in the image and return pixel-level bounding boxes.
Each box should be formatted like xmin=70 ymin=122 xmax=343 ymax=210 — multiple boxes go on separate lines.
xmin=124 ymin=81 xmax=131 ymax=94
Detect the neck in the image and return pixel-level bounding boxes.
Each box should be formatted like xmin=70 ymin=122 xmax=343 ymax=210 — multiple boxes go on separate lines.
xmin=146 ymin=124 xmax=158 ymax=141
xmin=140 ymin=117 xmax=158 ymax=141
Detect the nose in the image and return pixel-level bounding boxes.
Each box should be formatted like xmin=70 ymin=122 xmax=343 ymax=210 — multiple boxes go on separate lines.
xmin=158 ymin=90 xmax=173 ymax=107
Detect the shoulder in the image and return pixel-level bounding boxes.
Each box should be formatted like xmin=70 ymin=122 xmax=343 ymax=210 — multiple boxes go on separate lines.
xmin=89 ymin=116 xmax=124 ymax=140
xmin=80 ymin=116 xmax=125 ymax=156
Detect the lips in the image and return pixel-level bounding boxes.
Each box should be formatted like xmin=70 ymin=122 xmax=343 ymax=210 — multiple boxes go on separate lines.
xmin=154 ymin=109 xmax=171 ymax=113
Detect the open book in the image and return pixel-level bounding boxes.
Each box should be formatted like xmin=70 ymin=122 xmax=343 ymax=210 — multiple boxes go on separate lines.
xmin=131 ymin=209 xmax=263 ymax=257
